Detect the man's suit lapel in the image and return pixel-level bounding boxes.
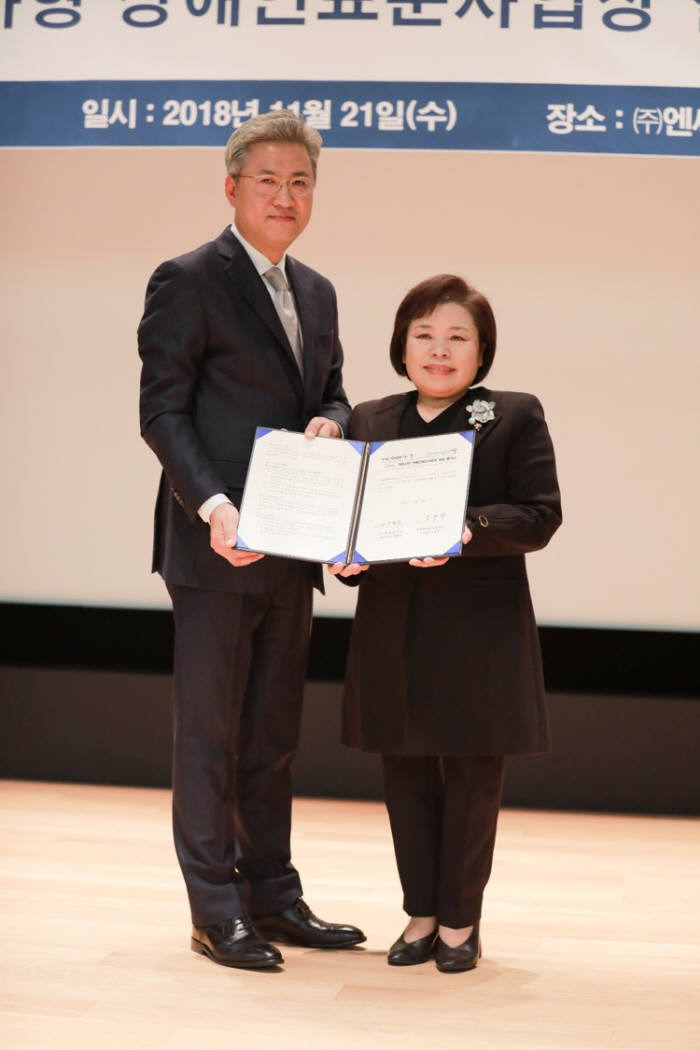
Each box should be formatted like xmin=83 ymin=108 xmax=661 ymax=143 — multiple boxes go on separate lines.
xmin=215 ymin=228 xmax=303 ymax=392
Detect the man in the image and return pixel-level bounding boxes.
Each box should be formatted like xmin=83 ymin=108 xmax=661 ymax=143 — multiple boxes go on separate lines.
xmin=138 ymin=110 xmax=364 ymax=970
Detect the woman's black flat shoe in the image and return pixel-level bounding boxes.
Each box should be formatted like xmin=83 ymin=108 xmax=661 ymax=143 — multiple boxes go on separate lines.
xmin=387 ymin=928 xmax=438 ymax=966
xmin=435 ymin=923 xmax=482 ymax=973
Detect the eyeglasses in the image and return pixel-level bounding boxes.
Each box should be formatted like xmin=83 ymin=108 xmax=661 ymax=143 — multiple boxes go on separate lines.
xmin=236 ymin=174 xmax=314 ymax=199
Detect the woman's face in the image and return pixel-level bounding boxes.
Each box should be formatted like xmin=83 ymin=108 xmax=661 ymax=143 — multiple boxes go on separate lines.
xmin=403 ymin=301 xmax=483 ymax=403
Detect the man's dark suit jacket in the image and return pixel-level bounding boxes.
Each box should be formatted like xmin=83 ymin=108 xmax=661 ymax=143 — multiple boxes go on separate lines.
xmin=138 ymin=226 xmax=351 ymax=594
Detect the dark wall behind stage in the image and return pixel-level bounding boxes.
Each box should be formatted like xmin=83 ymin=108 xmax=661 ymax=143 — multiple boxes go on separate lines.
xmin=1 ymin=603 xmax=698 ymax=816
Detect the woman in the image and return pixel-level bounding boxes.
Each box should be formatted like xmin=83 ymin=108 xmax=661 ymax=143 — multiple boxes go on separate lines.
xmin=330 ymin=275 xmax=561 ymax=973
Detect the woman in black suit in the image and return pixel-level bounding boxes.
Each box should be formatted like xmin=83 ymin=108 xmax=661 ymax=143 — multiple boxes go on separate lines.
xmin=331 ymin=275 xmax=561 ymax=972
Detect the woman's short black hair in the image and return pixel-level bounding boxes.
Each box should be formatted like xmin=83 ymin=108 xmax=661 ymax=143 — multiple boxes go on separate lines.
xmin=389 ymin=274 xmax=497 ymax=386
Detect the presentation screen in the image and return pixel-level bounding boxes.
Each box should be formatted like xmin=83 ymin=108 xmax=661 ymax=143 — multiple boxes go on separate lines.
xmin=1 ymin=5 xmax=698 ymax=630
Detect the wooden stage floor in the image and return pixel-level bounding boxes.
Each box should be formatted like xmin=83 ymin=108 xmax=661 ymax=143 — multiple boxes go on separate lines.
xmin=1 ymin=780 xmax=698 ymax=1050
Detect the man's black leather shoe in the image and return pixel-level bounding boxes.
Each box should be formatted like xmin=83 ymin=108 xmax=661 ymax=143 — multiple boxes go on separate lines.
xmin=253 ymin=898 xmax=366 ymax=949
xmin=387 ymin=928 xmax=438 ymax=966
xmin=191 ymin=916 xmax=283 ymax=969
xmin=435 ymin=922 xmax=482 ymax=973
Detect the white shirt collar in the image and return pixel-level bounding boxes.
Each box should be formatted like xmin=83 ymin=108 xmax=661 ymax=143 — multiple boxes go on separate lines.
xmin=230 ymin=223 xmax=288 ymax=279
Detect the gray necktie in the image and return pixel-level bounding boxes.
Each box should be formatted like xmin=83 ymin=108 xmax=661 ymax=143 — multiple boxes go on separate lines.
xmin=265 ymin=266 xmax=303 ymax=376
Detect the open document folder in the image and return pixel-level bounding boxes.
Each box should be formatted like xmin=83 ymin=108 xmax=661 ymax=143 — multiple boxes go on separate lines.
xmin=236 ymin=427 xmax=474 ymax=565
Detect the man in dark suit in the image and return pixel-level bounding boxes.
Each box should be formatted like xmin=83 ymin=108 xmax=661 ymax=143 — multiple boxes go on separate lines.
xmin=138 ymin=110 xmax=363 ymax=969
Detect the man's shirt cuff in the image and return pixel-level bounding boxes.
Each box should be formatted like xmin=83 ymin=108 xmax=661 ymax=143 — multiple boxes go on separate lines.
xmin=198 ymin=493 xmax=232 ymax=523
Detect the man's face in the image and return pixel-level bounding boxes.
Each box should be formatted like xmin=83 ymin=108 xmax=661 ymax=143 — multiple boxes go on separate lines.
xmin=225 ymin=141 xmax=314 ymax=262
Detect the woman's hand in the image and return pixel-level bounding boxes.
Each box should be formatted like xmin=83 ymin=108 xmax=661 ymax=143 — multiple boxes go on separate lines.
xmin=408 ymin=556 xmax=448 ymax=568
xmin=327 ymin=563 xmax=370 ymax=577
xmin=408 ymin=524 xmax=472 ymax=569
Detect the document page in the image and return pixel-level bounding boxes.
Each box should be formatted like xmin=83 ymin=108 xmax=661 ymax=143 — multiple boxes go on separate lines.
xmin=236 ymin=428 xmax=364 ymax=563
xmin=352 ymin=432 xmax=474 ymax=564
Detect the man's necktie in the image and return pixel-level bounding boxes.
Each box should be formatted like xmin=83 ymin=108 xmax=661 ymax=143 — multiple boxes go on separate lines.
xmin=265 ymin=266 xmax=303 ymax=376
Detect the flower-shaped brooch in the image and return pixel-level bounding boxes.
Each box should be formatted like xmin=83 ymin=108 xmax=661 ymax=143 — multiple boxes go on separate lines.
xmin=466 ymin=399 xmax=496 ymax=429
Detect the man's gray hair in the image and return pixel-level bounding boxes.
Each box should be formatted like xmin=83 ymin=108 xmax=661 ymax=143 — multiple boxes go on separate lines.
xmin=224 ymin=110 xmax=322 ymax=179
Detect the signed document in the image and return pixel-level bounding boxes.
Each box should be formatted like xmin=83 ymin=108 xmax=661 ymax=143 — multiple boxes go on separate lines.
xmin=236 ymin=427 xmax=474 ymax=565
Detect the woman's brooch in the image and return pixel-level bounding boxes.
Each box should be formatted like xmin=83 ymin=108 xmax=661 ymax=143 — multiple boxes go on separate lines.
xmin=466 ymin=399 xmax=496 ymax=430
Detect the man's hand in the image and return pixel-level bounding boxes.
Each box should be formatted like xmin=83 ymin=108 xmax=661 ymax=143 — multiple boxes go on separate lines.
xmin=408 ymin=525 xmax=473 ymax=568
xmin=304 ymin=417 xmax=341 ymax=439
xmin=328 ymin=563 xmax=370 ymax=577
xmin=209 ymin=502 xmax=264 ymax=567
